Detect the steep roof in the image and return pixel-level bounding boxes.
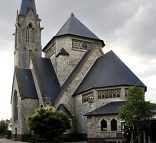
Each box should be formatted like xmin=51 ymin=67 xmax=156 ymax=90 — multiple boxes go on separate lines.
xmin=16 ymin=67 xmax=38 ymax=99
xmin=56 ymin=13 xmax=100 ymax=40
xmin=43 ymin=13 xmax=104 ymax=52
xmin=32 ymin=57 xmax=60 ymax=104
xmin=85 ymin=101 xmax=126 ymax=116
xmin=57 ymin=104 xmax=72 ymax=116
xmin=74 ymin=50 xmax=146 ymax=95
xmin=19 ymin=0 xmax=37 ymax=16
xmin=56 ymin=48 xmax=69 ymax=57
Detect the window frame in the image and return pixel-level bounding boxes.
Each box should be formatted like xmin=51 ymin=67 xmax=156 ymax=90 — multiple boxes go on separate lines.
xmin=101 ymin=119 xmax=107 ymax=131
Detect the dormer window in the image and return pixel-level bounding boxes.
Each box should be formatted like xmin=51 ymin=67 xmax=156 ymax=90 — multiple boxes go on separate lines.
xmin=26 ymin=23 xmax=35 ymax=44
xmin=13 ymin=90 xmax=18 ymax=122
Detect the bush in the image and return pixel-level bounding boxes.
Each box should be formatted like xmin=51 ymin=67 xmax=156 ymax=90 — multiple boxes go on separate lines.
xmin=26 ymin=106 xmax=71 ymax=141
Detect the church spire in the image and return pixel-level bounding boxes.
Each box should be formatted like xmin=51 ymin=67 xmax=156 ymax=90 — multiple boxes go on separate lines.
xmin=14 ymin=0 xmax=41 ymax=69
xmin=19 ymin=0 xmax=37 ymax=16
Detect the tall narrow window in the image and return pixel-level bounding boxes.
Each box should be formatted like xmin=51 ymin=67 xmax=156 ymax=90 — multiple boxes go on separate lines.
xmin=13 ymin=90 xmax=18 ymax=122
xmin=101 ymin=119 xmax=107 ymax=131
xmin=111 ymin=119 xmax=117 ymax=131
xmin=29 ymin=50 xmax=32 ymax=66
xmin=26 ymin=23 xmax=35 ymax=43
xmin=15 ymin=128 xmax=17 ymax=139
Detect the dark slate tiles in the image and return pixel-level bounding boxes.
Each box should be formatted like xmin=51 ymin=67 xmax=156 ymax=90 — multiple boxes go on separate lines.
xmin=74 ymin=50 xmax=145 ymax=95
xmin=16 ymin=68 xmax=38 ymax=99
xmin=56 ymin=13 xmax=100 ymax=40
xmin=34 ymin=57 xmax=60 ymax=104
xmin=85 ymin=101 xmax=126 ymax=116
xmin=20 ymin=0 xmax=37 ymax=16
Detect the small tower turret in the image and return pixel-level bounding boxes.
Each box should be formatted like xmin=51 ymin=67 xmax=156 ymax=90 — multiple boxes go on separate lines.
xmin=14 ymin=0 xmax=42 ymax=68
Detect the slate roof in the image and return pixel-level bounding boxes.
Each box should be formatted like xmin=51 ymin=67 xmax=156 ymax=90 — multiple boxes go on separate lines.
xmin=43 ymin=13 xmax=104 ymax=52
xmin=32 ymin=57 xmax=60 ymax=104
xmin=19 ymin=0 xmax=37 ymax=16
xmin=74 ymin=50 xmax=146 ymax=95
xmin=85 ymin=101 xmax=126 ymax=116
xmin=57 ymin=104 xmax=72 ymax=116
xmin=16 ymin=67 xmax=38 ymax=99
xmin=56 ymin=13 xmax=100 ymax=40
xmin=56 ymin=48 xmax=69 ymax=57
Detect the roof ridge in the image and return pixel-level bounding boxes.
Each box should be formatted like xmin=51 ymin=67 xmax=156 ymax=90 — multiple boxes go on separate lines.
xmin=31 ymin=56 xmax=46 ymax=98
xmin=32 ymin=56 xmax=60 ymax=104
xmin=55 ymin=49 xmax=93 ymax=104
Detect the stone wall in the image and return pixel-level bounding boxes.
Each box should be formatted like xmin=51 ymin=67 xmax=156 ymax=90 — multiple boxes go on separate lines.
xmin=11 ymin=74 xmax=39 ymax=139
xmin=44 ymin=35 xmax=103 ymax=86
xmin=51 ymin=36 xmax=85 ymax=86
xmin=14 ymin=9 xmax=42 ymax=69
xmin=74 ymin=86 xmax=127 ymax=134
xmin=11 ymin=75 xmax=20 ymax=136
xmin=55 ymin=47 xmax=103 ymax=114
xmin=20 ymin=99 xmax=39 ymax=134
xmin=86 ymin=115 xmax=122 ymax=138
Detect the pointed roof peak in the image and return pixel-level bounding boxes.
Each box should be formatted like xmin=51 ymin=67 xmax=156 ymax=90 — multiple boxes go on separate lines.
xmin=56 ymin=48 xmax=69 ymax=57
xmin=19 ymin=0 xmax=37 ymax=16
xmin=56 ymin=13 xmax=101 ymax=40
xmin=70 ymin=12 xmax=75 ymax=17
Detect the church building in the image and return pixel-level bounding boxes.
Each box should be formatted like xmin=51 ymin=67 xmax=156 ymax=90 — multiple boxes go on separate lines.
xmin=11 ymin=0 xmax=146 ymax=142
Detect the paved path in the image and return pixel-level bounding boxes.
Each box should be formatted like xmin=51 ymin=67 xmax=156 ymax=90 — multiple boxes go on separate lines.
xmin=0 ymin=139 xmax=27 ymax=143
xmin=0 ymin=139 xmax=87 ymax=143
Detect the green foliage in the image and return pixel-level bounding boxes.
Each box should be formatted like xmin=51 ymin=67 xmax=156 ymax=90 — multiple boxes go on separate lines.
xmin=26 ymin=106 xmax=71 ymax=141
xmin=118 ymin=86 xmax=155 ymax=129
xmin=0 ymin=120 xmax=9 ymax=136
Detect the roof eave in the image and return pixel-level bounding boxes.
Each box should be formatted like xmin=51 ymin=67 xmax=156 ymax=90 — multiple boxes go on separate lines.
xmin=73 ymin=84 xmax=147 ymax=97
xmin=84 ymin=113 xmax=118 ymax=117
xmin=21 ymin=96 xmax=38 ymax=100
xmin=42 ymin=34 xmax=105 ymax=52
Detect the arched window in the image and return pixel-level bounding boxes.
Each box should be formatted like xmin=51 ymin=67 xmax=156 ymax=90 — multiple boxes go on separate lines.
xmin=26 ymin=23 xmax=35 ymax=43
xmin=111 ymin=119 xmax=117 ymax=131
xmin=101 ymin=119 xmax=107 ymax=131
xmin=13 ymin=90 xmax=18 ymax=121
xmin=98 ymin=95 xmax=101 ymax=99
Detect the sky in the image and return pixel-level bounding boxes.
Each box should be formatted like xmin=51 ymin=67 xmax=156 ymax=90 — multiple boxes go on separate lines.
xmin=0 ymin=0 xmax=156 ymax=119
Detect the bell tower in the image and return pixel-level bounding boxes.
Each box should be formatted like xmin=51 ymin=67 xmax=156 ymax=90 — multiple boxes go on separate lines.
xmin=14 ymin=0 xmax=42 ymax=68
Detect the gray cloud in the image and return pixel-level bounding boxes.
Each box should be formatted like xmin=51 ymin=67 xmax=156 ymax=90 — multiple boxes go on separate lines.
xmin=0 ymin=0 xmax=155 ymax=57
xmin=35 ymin=0 xmax=156 ymax=60
xmin=0 ymin=0 xmax=155 ymax=78
xmin=0 ymin=0 xmax=156 ymax=119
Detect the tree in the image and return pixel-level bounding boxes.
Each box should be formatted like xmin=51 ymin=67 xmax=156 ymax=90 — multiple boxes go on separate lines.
xmin=26 ymin=106 xmax=71 ymax=141
xmin=118 ymin=86 xmax=155 ymax=143
xmin=0 ymin=120 xmax=8 ymax=137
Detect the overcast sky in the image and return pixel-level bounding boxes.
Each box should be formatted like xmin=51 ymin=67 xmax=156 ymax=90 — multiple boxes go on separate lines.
xmin=0 ymin=0 xmax=156 ymax=119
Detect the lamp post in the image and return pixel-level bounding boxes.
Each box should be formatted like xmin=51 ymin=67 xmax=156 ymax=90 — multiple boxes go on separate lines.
xmin=120 ymin=120 xmax=125 ymax=143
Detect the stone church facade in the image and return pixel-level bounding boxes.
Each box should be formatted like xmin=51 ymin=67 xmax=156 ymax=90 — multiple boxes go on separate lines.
xmin=11 ymin=0 xmax=146 ymax=142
